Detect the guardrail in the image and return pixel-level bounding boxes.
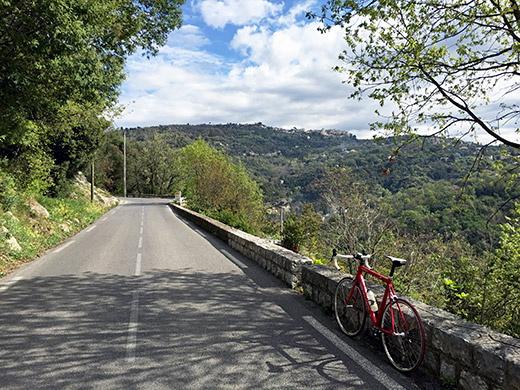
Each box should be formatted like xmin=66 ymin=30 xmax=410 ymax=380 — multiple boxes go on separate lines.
xmin=169 ymin=202 xmax=520 ymax=389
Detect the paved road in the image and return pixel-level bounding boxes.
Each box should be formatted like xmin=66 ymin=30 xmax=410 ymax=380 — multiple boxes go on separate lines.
xmin=0 ymin=198 xmax=431 ymax=389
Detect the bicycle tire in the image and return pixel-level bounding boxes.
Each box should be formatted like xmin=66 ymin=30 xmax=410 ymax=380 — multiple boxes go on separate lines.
xmin=334 ymin=277 xmax=366 ymax=336
xmin=381 ymin=298 xmax=425 ymax=373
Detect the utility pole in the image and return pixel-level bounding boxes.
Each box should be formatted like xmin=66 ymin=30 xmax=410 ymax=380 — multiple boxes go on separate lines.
xmin=280 ymin=207 xmax=284 ymax=235
xmin=91 ymin=161 xmax=94 ymax=202
xmin=123 ymin=129 xmax=127 ymax=198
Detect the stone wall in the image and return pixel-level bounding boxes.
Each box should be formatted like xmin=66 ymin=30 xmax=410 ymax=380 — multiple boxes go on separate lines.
xmin=169 ymin=203 xmax=520 ymax=389
xmin=303 ymin=264 xmax=520 ymax=390
xmin=169 ymin=203 xmax=312 ymax=287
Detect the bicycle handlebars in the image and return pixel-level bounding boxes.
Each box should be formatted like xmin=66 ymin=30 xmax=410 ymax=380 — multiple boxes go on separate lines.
xmin=332 ymin=249 xmax=372 ymax=271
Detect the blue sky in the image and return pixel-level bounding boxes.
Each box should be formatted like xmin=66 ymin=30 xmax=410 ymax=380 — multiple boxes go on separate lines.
xmin=115 ymin=0 xmax=518 ymax=144
xmin=116 ymin=0 xmax=378 ymax=137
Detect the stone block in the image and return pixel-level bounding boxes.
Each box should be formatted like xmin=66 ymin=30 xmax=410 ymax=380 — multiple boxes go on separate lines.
xmin=472 ymin=335 xmax=519 ymax=387
xmin=422 ymin=348 xmax=440 ymax=374
xmin=459 ymin=370 xmax=489 ymax=390
xmin=440 ymin=358 xmax=457 ymax=383
xmin=505 ymin=349 xmax=520 ymax=390
xmin=431 ymin=320 xmax=480 ymax=364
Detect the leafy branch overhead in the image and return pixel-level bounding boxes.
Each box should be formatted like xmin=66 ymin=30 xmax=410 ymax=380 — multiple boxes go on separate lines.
xmin=308 ymin=0 xmax=520 ymax=148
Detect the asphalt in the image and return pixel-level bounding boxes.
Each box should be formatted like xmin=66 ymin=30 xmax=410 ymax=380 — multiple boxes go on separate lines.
xmin=0 ymin=198 xmax=442 ymax=389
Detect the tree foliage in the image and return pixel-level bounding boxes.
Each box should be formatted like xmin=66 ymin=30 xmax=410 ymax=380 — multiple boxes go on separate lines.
xmin=484 ymin=204 xmax=520 ymax=336
xmin=309 ymin=0 xmax=520 ymax=147
xmin=181 ymin=139 xmax=264 ymax=233
xmin=0 ymin=0 xmax=184 ymax=195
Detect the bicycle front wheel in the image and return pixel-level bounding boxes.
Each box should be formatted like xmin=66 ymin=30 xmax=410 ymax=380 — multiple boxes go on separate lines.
xmin=334 ymin=277 xmax=366 ymax=336
xmin=381 ymin=298 xmax=425 ymax=373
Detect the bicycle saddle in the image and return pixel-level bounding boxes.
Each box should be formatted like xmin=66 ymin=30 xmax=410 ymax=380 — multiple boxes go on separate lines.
xmin=386 ymin=255 xmax=406 ymax=267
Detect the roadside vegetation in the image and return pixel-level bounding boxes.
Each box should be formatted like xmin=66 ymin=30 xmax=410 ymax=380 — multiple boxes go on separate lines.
xmin=0 ymin=172 xmax=116 ymax=277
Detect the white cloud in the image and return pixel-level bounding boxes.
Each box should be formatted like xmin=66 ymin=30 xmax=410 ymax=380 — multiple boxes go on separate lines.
xmin=166 ymin=24 xmax=210 ymax=48
xmin=274 ymin=0 xmax=317 ymax=26
xmin=117 ymin=0 xmax=520 ymax=144
xmin=198 ymin=0 xmax=283 ymax=28
xmin=117 ymin=4 xmax=380 ymax=135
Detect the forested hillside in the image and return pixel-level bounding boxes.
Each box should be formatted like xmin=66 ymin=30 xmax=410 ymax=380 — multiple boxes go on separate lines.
xmin=100 ymin=123 xmax=518 ymax=250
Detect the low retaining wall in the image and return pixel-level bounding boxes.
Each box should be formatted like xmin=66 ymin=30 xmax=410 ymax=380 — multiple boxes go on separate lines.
xmin=303 ymin=264 xmax=520 ymax=390
xmin=169 ymin=203 xmax=520 ymax=389
xmin=169 ymin=203 xmax=312 ymax=287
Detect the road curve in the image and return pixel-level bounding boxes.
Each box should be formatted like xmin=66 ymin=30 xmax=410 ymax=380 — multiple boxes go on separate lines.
xmin=0 ymin=198 xmax=426 ymax=389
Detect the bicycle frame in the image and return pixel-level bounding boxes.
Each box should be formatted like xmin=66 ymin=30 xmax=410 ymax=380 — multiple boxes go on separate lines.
xmin=351 ymin=264 xmax=399 ymax=336
xmin=334 ymin=250 xmax=425 ymax=372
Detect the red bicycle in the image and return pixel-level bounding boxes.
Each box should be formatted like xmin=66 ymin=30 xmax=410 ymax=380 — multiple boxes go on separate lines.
xmin=333 ymin=249 xmax=425 ymax=373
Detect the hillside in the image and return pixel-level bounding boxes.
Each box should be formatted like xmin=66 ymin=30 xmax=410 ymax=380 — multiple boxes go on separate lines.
xmin=112 ymin=123 xmax=518 ymax=252
xmin=123 ymin=123 xmax=508 ymax=201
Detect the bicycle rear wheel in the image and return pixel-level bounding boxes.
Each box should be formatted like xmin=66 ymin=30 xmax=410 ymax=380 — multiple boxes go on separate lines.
xmin=381 ymin=298 xmax=425 ymax=373
xmin=334 ymin=277 xmax=366 ymax=336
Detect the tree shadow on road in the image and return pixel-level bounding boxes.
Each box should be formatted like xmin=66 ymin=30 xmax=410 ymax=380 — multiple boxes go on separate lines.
xmin=0 ymin=268 xmax=370 ymax=390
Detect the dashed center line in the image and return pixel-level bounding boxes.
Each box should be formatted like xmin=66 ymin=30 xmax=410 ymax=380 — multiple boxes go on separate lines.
xmin=138 ymin=237 xmax=143 ymax=249
xmin=126 ymin=290 xmax=140 ymax=363
xmin=135 ymin=254 xmax=142 ymax=276
xmin=86 ymin=225 xmax=96 ymax=233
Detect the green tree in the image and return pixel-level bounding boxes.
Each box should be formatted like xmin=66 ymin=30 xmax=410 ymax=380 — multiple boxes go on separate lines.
xmin=309 ymin=0 xmax=520 ymax=147
xmin=0 ymin=0 xmax=184 ymax=195
xmin=318 ymin=166 xmax=394 ymax=260
xmin=46 ymin=101 xmax=110 ymax=196
xmin=139 ymin=133 xmax=182 ymax=195
xmin=484 ymin=203 xmax=520 ymax=337
xmin=181 ymin=139 xmax=264 ymax=233
xmin=281 ymin=204 xmax=322 ymax=253
xmin=92 ymin=130 xmax=125 ymax=195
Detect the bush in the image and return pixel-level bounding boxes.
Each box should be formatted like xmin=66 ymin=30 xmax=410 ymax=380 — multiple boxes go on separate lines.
xmin=0 ymin=166 xmax=17 ymax=211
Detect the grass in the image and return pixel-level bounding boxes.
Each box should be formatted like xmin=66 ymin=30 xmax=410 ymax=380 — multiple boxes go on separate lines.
xmin=0 ymin=192 xmax=116 ymax=277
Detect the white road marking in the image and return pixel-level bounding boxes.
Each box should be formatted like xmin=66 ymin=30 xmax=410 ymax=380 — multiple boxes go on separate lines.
xmin=86 ymin=225 xmax=96 ymax=233
xmin=54 ymin=240 xmax=75 ymax=253
xmin=138 ymin=237 xmax=143 ymax=249
xmin=221 ymin=249 xmax=248 ymax=269
xmin=126 ymin=290 xmax=140 ymax=363
xmin=195 ymin=229 xmax=207 ymax=238
xmin=303 ymin=316 xmax=406 ymax=390
xmin=135 ymin=254 xmax=142 ymax=276
xmin=0 ymin=276 xmax=23 ymax=293
xmin=140 ymin=227 xmax=143 ymax=235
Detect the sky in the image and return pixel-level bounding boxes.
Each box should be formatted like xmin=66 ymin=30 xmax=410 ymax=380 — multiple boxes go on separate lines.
xmin=116 ymin=0 xmax=378 ymax=137
xmin=115 ymin=0 xmax=519 ymax=144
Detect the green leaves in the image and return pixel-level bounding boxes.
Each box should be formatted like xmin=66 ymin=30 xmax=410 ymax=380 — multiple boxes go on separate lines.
xmin=310 ymin=0 xmax=520 ymax=147
xmin=0 ymin=0 xmax=184 ymax=197
xmin=181 ymin=139 xmax=265 ymax=234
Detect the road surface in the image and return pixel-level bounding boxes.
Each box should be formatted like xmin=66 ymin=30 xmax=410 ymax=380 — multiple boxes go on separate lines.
xmin=0 ymin=198 xmax=433 ymax=389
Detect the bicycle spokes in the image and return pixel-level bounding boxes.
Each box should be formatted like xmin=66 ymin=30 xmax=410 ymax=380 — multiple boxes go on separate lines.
xmin=381 ymin=298 xmax=425 ymax=372
xmin=334 ymin=277 xmax=366 ymax=337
